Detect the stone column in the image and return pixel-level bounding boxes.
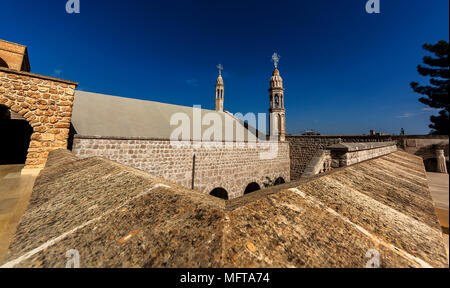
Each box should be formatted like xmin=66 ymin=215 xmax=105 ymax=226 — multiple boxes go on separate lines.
xmin=436 ymin=149 xmax=448 ymax=174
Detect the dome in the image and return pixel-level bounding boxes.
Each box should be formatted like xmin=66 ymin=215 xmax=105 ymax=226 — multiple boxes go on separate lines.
xmin=270 ymin=68 xmax=283 ymax=88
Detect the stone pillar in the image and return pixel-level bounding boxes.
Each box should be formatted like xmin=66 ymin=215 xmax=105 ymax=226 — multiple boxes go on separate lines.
xmin=436 ymin=149 xmax=448 ymax=174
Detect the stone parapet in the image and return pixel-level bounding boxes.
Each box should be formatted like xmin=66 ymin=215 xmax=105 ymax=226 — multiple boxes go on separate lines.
xmin=286 ymin=135 xmax=391 ymax=180
xmin=329 ymin=142 xmax=397 ymax=167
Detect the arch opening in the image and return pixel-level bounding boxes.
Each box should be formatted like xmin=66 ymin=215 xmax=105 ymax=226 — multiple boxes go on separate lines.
xmin=274 ymin=177 xmax=285 ymax=186
xmin=0 ymin=57 xmax=8 ymax=68
xmin=423 ymin=158 xmax=438 ymax=172
xmin=210 ymin=187 xmax=228 ymax=200
xmin=424 ymin=157 xmax=450 ymax=173
xmin=0 ymin=105 xmax=33 ymax=165
xmin=244 ymin=182 xmax=261 ymax=195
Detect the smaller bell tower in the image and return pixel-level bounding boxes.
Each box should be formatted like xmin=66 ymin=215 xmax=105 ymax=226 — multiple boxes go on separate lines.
xmin=215 ymin=64 xmax=224 ymax=112
xmin=268 ymin=53 xmax=286 ymax=141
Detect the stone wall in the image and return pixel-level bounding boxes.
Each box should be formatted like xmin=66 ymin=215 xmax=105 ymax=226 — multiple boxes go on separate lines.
xmin=286 ymin=135 xmax=392 ymax=180
xmin=72 ymin=136 xmax=290 ymax=199
xmin=392 ymin=135 xmax=449 ymax=160
xmin=0 ymin=67 xmax=77 ymax=170
xmin=0 ymin=40 xmax=30 ymax=72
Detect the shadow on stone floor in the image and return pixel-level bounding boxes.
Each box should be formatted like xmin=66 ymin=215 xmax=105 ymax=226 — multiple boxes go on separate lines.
xmin=0 ymin=165 xmax=37 ymax=262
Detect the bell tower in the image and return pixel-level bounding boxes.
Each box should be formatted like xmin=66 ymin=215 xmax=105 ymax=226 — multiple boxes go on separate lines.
xmin=215 ymin=64 xmax=224 ymax=112
xmin=268 ymin=53 xmax=286 ymax=141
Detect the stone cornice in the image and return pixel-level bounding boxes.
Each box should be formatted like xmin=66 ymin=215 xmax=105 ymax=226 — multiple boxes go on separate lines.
xmin=0 ymin=67 xmax=78 ymax=86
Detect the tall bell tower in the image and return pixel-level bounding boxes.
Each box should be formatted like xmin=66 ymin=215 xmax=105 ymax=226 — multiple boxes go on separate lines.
xmin=215 ymin=64 xmax=224 ymax=112
xmin=268 ymin=53 xmax=286 ymax=141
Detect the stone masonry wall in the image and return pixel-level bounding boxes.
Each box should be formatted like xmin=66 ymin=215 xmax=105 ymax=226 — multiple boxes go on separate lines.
xmin=286 ymin=135 xmax=392 ymax=180
xmin=392 ymin=135 xmax=449 ymax=160
xmin=0 ymin=67 xmax=77 ymax=169
xmin=72 ymin=136 xmax=290 ymax=199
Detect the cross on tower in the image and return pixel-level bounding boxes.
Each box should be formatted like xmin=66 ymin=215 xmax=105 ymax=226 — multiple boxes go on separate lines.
xmin=271 ymin=53 xmax=280 ymax=68
xmin=217 ymin=64 xmax=223 ymax=75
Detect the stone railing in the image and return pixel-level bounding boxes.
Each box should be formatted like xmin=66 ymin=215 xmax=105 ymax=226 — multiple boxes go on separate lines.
xmin=328 ymin=141 xmax=397 ymax=168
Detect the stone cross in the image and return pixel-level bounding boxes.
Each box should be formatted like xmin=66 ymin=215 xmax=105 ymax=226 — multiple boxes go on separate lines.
xmin=271 ymin=53 xmax=280 ymax=68
xmin=217 ymin=64 xmax=223 ymax=75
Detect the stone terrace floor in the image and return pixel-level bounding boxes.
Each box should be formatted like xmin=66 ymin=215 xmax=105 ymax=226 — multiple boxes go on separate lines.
xmin=0 ymin=165 xmax=37 ymax=262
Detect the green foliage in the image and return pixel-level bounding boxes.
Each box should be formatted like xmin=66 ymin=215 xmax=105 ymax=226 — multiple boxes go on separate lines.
xmin=411 ymin=40 xmax=449 ymax=135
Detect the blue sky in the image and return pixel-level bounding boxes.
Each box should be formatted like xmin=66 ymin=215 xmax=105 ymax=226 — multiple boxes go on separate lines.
xmin=1 ymin=0 xmax=448 ymax=134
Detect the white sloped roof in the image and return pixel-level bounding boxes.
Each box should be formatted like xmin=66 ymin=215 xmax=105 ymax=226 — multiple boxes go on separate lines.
xmin=72 ymin=90 xmax=261 ymax=141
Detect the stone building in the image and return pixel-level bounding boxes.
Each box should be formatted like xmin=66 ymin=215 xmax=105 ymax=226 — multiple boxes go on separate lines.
xmin=1 ymin=39 xmax=447 ymax=199
xmin=0 ymin=39 xmax=289 ymax=198
xmin=0 ymin=40 xmax=30 ymax=72
xmin=69 ymin=90 xmax=290 ymax=199
xmin=0 ymin=40 xmax=77 ymax=174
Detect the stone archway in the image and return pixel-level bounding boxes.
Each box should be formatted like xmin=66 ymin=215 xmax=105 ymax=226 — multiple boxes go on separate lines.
xmin=0 ymin=104 xmax=33 ymax=164
xmin=0 ymin=69 xmax=77 ymax=171
xmin=210 ymin=187 xmax=229 ymax=200
xmin=274 ymin=177 xmax=285 ymax=185
xmin=244 ymin=182 xmax=261 ymax=195
xmin=423 ymin=158 xmax=438 ymax=172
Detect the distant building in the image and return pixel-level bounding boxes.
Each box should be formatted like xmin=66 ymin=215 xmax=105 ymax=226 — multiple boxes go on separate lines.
xmin=370 ymin=130 xmax=389 ymax=136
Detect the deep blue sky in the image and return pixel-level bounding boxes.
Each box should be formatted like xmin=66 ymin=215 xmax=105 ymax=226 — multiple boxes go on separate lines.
xmin=1 ymin=0 xmax=448 ymax=134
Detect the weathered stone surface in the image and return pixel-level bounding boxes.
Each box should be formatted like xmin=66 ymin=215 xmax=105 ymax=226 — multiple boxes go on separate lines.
xmin=1 ymin=150 xmax=447 ymax=268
